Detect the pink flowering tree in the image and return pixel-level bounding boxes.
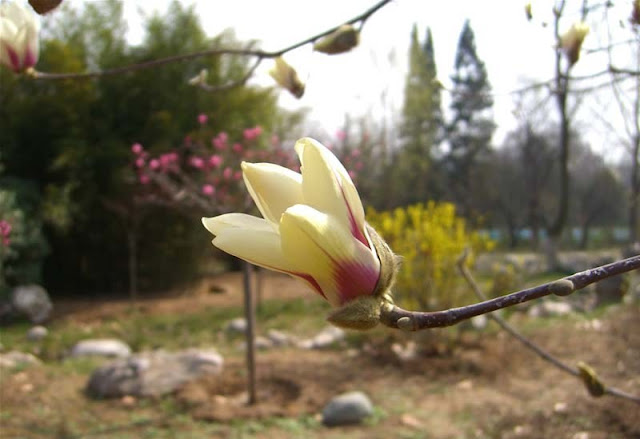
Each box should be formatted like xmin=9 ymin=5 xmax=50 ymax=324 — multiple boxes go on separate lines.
xmin=132 ymin=115 xmax=299 ymax=218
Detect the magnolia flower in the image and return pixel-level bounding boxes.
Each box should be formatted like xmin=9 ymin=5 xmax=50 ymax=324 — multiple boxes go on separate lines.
xmin=269 ymin=57 xmax=305 ymax=99
xmin=0 ymin=2 xmax=40 ymax=72
xmin=202 ymin=138 xmax=397 ymax=329
xmin=559 ymin=21 xmax=589 ymax=67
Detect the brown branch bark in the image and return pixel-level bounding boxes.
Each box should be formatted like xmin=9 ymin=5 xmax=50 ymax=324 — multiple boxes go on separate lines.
xmin=378 ymin=254 xmax=640 ymax=331
xmin=30 ymin=0 xmax=392 ymax=81
xmin=456 ymin=250 xmax=640 ymax=405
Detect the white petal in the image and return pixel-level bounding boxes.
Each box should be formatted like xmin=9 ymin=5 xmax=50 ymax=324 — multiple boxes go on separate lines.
xmin=241 ymin=162 xmax=303 ymax=226
xmin=202 ymin=213 xmax=271 ymax=236
xmin=280 ymin=204 xmax=380 ymax=307
xmin=295 ymin=137 xmax=369 ymax=247
xmin=212 ymin=227 xmax=293 ymax=273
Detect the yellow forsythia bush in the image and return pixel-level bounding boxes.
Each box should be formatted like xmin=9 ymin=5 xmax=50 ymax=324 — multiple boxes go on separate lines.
xmin=367 ymin=202 xmax=494 ymax=311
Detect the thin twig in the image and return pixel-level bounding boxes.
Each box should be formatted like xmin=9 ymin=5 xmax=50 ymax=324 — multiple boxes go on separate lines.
xmin=379 ymin=254 xmax=640 ymax=331
xmin=456 ymin=249 xmax=640 ymax=405
xmin=30 ymin=0 xmax=393 ymax=81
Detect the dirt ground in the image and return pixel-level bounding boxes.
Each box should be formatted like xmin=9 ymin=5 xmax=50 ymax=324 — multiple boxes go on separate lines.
xmin=2 ymin=272 xmax=640 ymax=439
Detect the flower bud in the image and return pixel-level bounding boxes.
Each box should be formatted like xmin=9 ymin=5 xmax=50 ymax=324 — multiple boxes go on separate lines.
xmin=28 ymin=0 xmax=62 ymax=15
xmin=559 ymin=22 xmax=589 ymax=67
xmin=269 ymin=57 xmax=305 ymax=98
xmin=0 ymin=2 xmax=40 ymax=72
xmin=525 ymin=2 xmax=533 ymax=21
xmin=632 ymin=0 xmax=640 ymax=26
xmin=313 ymin=24 xmax=359 ymax=55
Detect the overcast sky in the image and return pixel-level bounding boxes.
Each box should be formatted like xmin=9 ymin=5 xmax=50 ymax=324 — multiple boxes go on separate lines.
xmin=115 ymin=0 xmax=636 ymax=160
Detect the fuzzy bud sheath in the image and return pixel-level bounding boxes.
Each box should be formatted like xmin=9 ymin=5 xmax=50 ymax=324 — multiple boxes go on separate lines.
xmin=327 ymin=224 xmax=400 ymax=330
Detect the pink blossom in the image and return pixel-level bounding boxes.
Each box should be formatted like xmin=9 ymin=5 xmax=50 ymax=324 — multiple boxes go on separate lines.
xmin=197 ymin=113 xmax=208 ymax=125
xmin=232 ymin=143 xmax=243 ymax=154
xmin=355 ymin=162 xmax=363 ymax=171
xmin=213 ymin=132 xmax=228 ymax=150
xmin=243 ymin=126 xmax=263 ymax=141
xmin=336 ymin=129 xmax=347 ymax=141
xmin=135 ymin=157 xmax=146 ymax=168
xmin=271 ymin=134 xmax=280 ymax=146
xmin=0 ymin=220 xmax=11 ymax=246
xmin=131 ymin=143 xmax=143 ymax=155
xmin=351 ymin=149 xmax=361 ymax=157
xmin=233 ymin=171 xmax=242 ymax=180
xmin=149 ymin=159 xmax=160 ymax=170
xmin=223 ymin=167 xmax=233 ymax=180
xmin=348 ymin=170 xmax=356 ymax=180
xmin=159 ymin=153 xmax=177 ymax=169
xmin=202 ymin=184 xmax=215 ymax=196
xmin=209 ymin=155 xmax=223 ymax=168
xmin=139 ymin=174 xmax=150 ymax=185
xmin=189 ymin=156 xmax=205 ymax=169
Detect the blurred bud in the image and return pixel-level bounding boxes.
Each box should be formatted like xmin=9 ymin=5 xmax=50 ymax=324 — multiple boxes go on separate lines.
xmin=188 ymin=68 xmax=208 ymax=86
xmin=525 ymin=2 xmax=533 ymax=21
xmin=28 ymin=0 xmax=62 ymax=15
xmin=269 ymin=57 xmax=305 ymax=98
xmin=313 ymin=24 xmax=359 ymax=55
xmin=577 ymin=361 xmax=605 ymax=397
xmin=632 ymin=0 xmax=640 ymax=25
xmin=559 ymin=21 xmax=589 ymax=67
xmin=0 ymin=2 xmax=40 ymax=73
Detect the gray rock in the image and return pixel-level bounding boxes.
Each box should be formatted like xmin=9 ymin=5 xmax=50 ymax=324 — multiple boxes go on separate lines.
xmin=254 ymin=336 xmax=273 ymax=350
xmin=0 ymin=350 xmax=42 ymax=368
xmin=225 ymin=317 xmax=247 ymax=334
xmin=322 ymin=391 xmax=373 ymax=426
xmin=71 ymin=339 xmax=132 ymax=358
xmin=86 ymin=348 xmax=223 ymax=398
xmin=26 ymin=325 xmax=48 ymax=341
xmin=11 ymin=284 xmax=53 ymax=324
xmin=298 ymin=326 xmax=345 ymax=349
xmin=267 ymin=329 xmax=292 ymax=347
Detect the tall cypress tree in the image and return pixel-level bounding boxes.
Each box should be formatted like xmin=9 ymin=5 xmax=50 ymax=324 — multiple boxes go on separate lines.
xmin=445 ymin=19 xmax=495 ymax=216
xmin=393 ymin=24 xmax=443 ymax=206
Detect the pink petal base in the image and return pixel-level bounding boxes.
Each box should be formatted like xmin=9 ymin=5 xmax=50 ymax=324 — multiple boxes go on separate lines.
xmin=333 ymin=260 xmax=379 ymax=305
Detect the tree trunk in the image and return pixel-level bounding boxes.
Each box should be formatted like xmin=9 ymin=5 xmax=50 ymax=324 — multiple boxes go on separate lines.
xmin=127 ymin=226 xmax=138 ymax=306
xmin=242 ymin=261 xmax=257 ymax=405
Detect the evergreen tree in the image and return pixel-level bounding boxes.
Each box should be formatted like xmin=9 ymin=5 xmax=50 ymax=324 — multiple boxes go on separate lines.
xmin=393 ymin=25 xmax=443 ymax=206
xmin=445 ymin=20 xmax=495 ymax=217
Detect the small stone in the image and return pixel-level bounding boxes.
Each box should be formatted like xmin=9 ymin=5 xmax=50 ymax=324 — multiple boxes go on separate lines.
xmin=11 ymin=284 xmax=53 ymax=324
xmin=513 ymin=425 xmax=532 ymax=436
xmin=572 ymin=432 xmax=589 ymax=439
xmin=267 ymin=329 xmax=291 ymax=346
xmin=553 ymin=401 xmax=568 ymax=414
xmin=26 ymin=325 xmax=48 ymax=342
xmin=312 ymin=326 xmax=345 ymax=349
xmin=322 ymin=391 xmax=373 ymax=426
xmin=225 ymin=317 xmax=247 ymax=334
xmin=0 ymin=351 xmax=41 ymax=368
xmin=400 ymin=413 xmax=423 ymax=428
xmin=121 ymin=395 xmax=136 ymax=407
xmin=456 ymin=379 xmax=473 ymax=390
xmin=20 ymin=383 xmax=34 ymax=393
xmin=71 ymin=339 xmax=132 ymax=358
xmin=391 ymin=341 xmax=417 ymax=361
xmin=254 ymin=336 xmax=273 ymax=350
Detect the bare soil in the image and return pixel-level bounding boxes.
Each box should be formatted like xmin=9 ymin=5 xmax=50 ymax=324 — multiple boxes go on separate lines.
xmin=2 ymin=272 xmax=639 ymax=439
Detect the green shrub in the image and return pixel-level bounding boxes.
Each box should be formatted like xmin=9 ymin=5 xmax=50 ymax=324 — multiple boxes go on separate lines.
xmin=0 ymin=179 xmax=49 ymax=299
xmin=367 ymin=202 xmax=493 ymax=311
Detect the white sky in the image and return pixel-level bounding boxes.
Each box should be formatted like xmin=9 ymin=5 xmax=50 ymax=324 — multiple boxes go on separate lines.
xmin=114 ymin=0 xmax=636 ymax=160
